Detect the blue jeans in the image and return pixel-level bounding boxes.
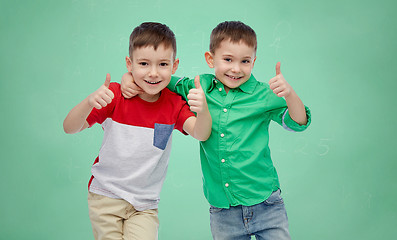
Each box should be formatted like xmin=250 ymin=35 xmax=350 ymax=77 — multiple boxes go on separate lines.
xmin=210 ymin=189 xmax=291 ymax=240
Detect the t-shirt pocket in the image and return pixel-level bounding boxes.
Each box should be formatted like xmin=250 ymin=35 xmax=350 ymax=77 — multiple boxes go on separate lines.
xmin=153 ymin=123 xmax=174 ymax=150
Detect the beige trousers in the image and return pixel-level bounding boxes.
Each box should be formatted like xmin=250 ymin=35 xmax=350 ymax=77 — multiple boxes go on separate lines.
xmin=87 ymin=192 xmax=159 ymax=240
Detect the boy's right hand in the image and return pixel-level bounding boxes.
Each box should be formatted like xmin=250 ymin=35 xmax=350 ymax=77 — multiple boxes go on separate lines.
xmin=120 ymin=72 xmax=144 ymax=98
xmin=87 ymin=73 xmax=115 ymax=109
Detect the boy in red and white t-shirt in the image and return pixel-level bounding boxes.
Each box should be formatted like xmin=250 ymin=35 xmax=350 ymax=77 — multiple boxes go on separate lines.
xmin=63 ymin=22 xmax=212 ymax=240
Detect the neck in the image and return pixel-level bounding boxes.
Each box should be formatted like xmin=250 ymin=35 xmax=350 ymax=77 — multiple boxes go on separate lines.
xmin=224 ymin=86 xmax=230 ymax=94
xmin=138 ymin=92 xmax=160 ymax=102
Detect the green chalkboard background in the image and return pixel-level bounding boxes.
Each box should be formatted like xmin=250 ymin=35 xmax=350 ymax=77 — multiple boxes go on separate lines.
xmin=1 ymin=0 xmax=396 ymax=239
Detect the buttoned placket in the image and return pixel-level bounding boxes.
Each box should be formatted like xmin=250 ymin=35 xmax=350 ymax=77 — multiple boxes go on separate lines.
xmin=217 ymin=85 xmax=238 ymax=205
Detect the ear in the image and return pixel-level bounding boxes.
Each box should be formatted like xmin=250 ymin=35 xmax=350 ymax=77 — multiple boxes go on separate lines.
xmin=172 ymin=58 xmax=179 ymax=74
xmin=126 ymin=56 xmax=132 ymax=72
xmin=252 ymin=56 xmax=257 ymax=68
xmin=205 ymin=51 xmax=214 ymax=68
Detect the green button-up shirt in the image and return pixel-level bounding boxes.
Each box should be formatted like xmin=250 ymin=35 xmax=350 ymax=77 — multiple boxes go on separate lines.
xmin=168 ymin=74 xmax=311 ymax=208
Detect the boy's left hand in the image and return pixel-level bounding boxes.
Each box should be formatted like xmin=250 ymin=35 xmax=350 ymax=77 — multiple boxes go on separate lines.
xmin=269 ymin=62 xmax=292 ymax=98
xmin=120 ymin=72 xmax=144 ymax=98
xmin=187 ymin=76 xmax=208 ymax=114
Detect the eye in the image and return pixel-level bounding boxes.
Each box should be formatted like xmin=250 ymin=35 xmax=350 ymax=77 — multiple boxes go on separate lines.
xmin=242 ymin=60 xmax=250 ymax=64
xmin=139 ymin=62 xmax=148 ymax=66
xmin=224 ymin=58 xmax=232 ymax=62
xmin=160 ymin=62 xmax=169 ymax=67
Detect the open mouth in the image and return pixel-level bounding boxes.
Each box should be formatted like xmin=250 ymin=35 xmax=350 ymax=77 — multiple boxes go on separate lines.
xmin=225 ymin=74 xmax=243 ymax=80
xmin=144 ymin=80 xmax=162 ymax=85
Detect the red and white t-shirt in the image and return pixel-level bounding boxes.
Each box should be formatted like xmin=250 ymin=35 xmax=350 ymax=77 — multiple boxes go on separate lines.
xmin=86 ymin=82 xmax=194 ymax=211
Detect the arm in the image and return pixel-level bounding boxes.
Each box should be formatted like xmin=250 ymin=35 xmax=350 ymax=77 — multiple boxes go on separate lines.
xmin=121 ymin=72 xmax=211 ymax=139
xmin=269 ymin=62 xmax=307 ymax=125
xmin=63 ymin=74 xmax=114 ymax=134
xmin=121 ymin=72 xmax=194 ymax=100
xmin=182 ymin=76 xmax=212 ymax=141
xmin=168 ymin=76 xmax=195 ymax=101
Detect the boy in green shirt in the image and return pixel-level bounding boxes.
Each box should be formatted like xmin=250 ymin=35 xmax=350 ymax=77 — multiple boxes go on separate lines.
xmin=121 ymin=21 xmax=311 ymax=240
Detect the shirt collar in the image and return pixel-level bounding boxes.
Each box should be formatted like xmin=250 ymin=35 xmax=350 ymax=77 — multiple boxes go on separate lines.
xmin=208 ymin=74 xmax=257 ymax=94
xmin=238 ymin=74 xmax=257 ymax=94
xmin=208 ymin=77 xmax=218 ymax=92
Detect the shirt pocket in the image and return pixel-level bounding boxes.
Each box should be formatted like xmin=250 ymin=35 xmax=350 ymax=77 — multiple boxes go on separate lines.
xmin=153 ymin=123 xmax=174 ymax=150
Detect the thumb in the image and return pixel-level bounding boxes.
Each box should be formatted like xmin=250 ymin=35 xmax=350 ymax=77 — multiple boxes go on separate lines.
xmin=194 ymin=75 xmax=202 ymax=89
xmin=275 ymin=62 xmax=281 ymax=76
xmin=104 ymin=73 xmax=111 ymax=87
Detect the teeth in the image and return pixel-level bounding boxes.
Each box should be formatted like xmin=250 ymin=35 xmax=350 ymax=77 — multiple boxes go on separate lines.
xmin=227 ymin=75 xmax=241 ymax=79
xmin=145 ymin=80 xmax=161 ymax=84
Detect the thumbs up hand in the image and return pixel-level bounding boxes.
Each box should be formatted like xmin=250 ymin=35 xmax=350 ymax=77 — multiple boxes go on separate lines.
xmin=269 ymin=62 xmax=292 ymax=98
xmin=88 ymin=73 xmax=115 ymax=109
xmin=187 ymin=75 xmax=208 ymax=114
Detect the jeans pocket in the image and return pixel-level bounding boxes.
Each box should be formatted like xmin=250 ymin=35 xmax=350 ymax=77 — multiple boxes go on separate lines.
xmin=153 ymin=123 xmax=174 ymax=150
xmin=264 ymin=189 xmax=284 ymax=205
xmin=88 ymin=192 xmax=106 ymax=201
xmin=209 ymin=205 xmax=224 ymax=214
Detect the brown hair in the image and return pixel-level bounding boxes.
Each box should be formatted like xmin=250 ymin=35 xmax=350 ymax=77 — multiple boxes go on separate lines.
xmin=209 ymin=21 xmax=257 ymax=54
xmin=129 ymin=22 xmax=177 ymax=59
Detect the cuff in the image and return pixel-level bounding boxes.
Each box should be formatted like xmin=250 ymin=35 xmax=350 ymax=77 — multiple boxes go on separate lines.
xmin=168 ymin=76 xmax=184 ymax=91
xmin=282 ymin=106 xmax=311 ymax=132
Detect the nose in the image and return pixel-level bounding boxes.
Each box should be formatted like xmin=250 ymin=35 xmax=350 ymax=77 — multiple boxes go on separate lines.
xmin=148 ymin=66 xmax=159 ymax=77
xmin=231 ymin=63 xmax=241 ymax=73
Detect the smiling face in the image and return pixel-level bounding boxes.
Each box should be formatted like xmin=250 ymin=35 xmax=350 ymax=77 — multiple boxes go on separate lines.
xmin=205 ymin=39 xmax=256 ymax=93
xmin=126 ymin=43 xmax=179 ymax=102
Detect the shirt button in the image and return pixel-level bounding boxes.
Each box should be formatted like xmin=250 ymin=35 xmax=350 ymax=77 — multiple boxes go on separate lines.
xmin=225 ymin=183 xmax=229 ymax=187
xmin=219 ymin=88 xmax=222 ymax=91
xmin=220 ymin=133 xmax=224 ymax=137
xmin=223 ymin=108 xmax=227 ymax=113
xmin=215 ymin=80 xmax=218 ymax=83
xmin=221 ymin=159 xmax=225 ymax=163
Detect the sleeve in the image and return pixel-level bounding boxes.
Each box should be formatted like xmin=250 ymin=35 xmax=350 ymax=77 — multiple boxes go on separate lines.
xmin=282 ymin=106 xmax=311 ymax=132
xmin=167 ymin=76 xmax=196 ymax=101
xmin=86 ymin=82 xmax=119 ymax=127
xmin=174 ymin=99 xmax=196 ymax=135
xmin=265 ymin=91 xmax=311 ymax=132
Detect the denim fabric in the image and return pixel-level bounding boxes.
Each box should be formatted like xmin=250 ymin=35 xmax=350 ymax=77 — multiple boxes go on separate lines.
xmin=210 ymin=189 xmax=291 ymax=240
xmin=153 ymin=123 xmax=174 ymax=150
